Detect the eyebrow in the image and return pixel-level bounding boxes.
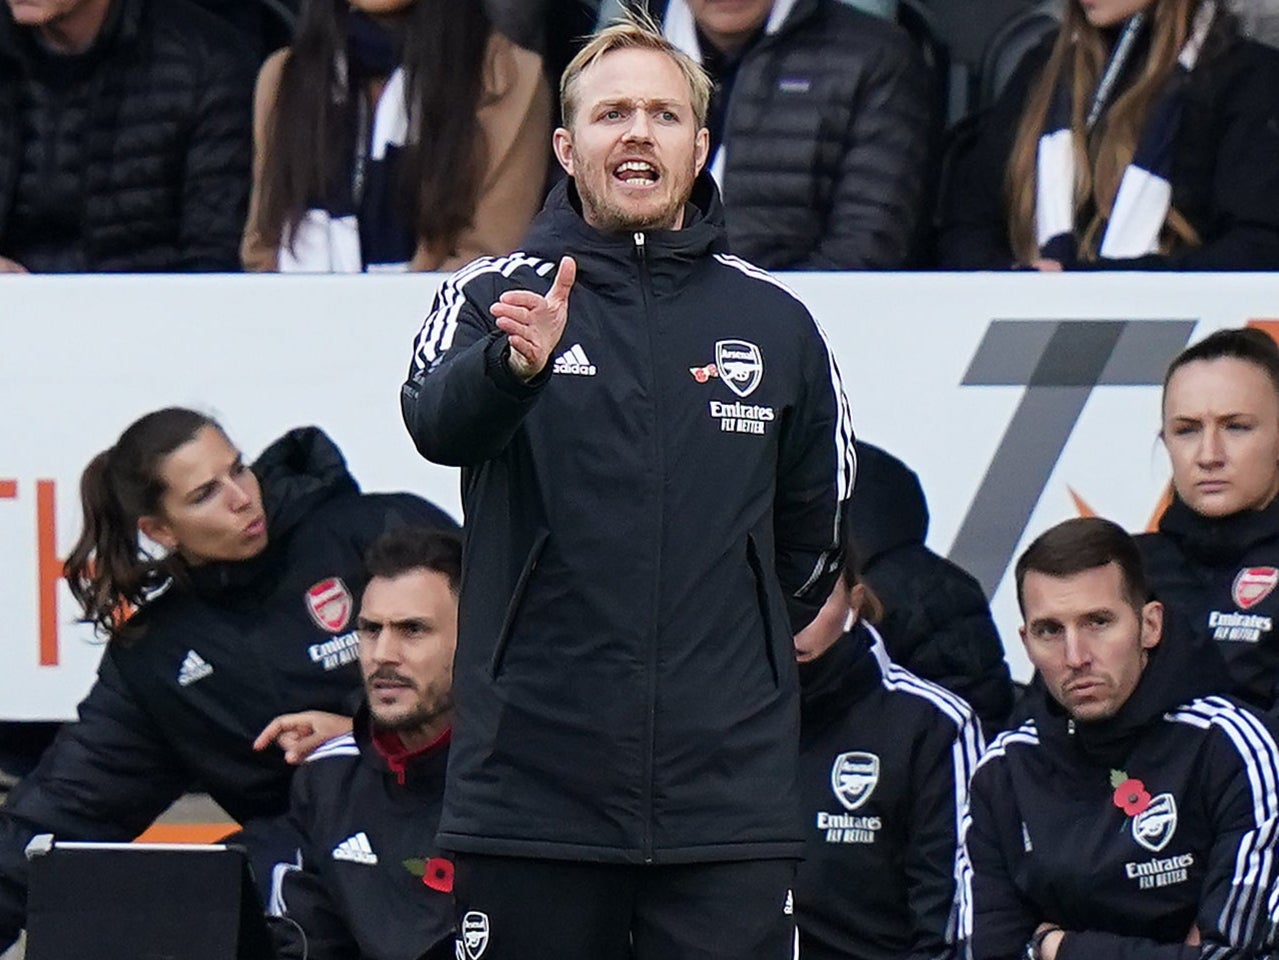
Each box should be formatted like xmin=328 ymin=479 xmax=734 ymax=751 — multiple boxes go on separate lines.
xmin=181 ymin=454 xmax=244 ymax=502
xmin=356 ymin=617 xmax=432 ymax=631
xmin=594 ymin=97 xmax=683 ymax=112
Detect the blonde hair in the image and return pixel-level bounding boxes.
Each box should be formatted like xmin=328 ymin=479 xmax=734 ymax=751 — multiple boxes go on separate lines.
xmin=559 ymin=8 xmax=713 ymax=129
xmin=1005 ymin=0 xmax=1208 ymax=262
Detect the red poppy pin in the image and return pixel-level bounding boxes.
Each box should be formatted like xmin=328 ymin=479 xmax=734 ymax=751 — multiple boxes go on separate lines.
xmin=402 ymin=856 xmax=455 ymax=893
xmin=1110 ymin=769 xmax=1152 ymax=817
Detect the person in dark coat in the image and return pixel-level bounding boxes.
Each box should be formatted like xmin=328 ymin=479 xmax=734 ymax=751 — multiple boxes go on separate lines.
xmin=270 ymin=528 xmax=462 ymax=960
xmin=1138 ymin=327 xmax=1279 ymax=710
xmin=0 ymin=0 xmax=255 ymax=272
xmin=0 ymin=408 xmax=454 ymax=953
xmin=636 ymin=0 xmax=932 ymax=270
xmin=400 ymin=15 xmax=855 ymax=959
xmin=794 ymin=547 xmax=982 ymax=960
xmin=937 ymin=0 xmax=1279 ymax=271
xmin=962 ymin=517 xmax=1279 ymax=960
xmin=850 ymin=440 xmax=1015 ymax=732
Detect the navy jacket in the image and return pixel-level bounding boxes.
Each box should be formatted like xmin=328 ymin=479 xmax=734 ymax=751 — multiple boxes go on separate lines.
xmin=401 ymin=174 xmax=856 ymax=863
xmin=962 ymin=627 xmax=1279 ymax=960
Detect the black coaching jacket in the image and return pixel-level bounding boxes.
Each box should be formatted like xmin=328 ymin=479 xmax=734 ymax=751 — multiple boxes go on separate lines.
xmin=0 ymin=429 xmax=455 ymax=951
xmin=962 ymin=627 xmax=1279 ymax=960
xmin=270 ymin=709 xmax=454 ymax=960
xmin=1139 ymin=495 xmax=1279 ymax=711
xmin=796 ymin=623 xmax=982 ymax=960
xmin=401 ymin=174 xmax=856 ymax=863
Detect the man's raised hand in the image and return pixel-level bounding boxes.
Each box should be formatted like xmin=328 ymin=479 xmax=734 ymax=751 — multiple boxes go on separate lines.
xmin=492 ymin=255 xmax=577 ymax=381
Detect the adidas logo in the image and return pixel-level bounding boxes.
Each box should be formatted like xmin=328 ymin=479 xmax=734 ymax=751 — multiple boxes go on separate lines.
xmin=553 ymin=343 xmax=596 ymax=376
xmin=177 ymin=650 xmax=213 ymax=687
xmin=332 ymin=832 xmax=378 ymax=866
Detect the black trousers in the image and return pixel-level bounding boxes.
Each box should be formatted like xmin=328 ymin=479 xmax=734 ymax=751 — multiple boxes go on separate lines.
xmin=452 ymin=854 xmax=797 ymax=960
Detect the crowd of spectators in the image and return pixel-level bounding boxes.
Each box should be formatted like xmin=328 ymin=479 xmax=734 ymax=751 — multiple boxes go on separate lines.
xmin=3 ymin=0 xmax=1277 ymax=273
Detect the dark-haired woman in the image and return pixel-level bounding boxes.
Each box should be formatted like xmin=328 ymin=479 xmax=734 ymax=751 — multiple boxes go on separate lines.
xmin=793 ymin=553 xmax=983 ymax=960
xmin=1138 ymin=327 xmax=1279 ymax=710
xmin=938 ymin=0 xmax=1279 ymax=270
xmin=241 ymin=0 xmax=552 ymax=272
xmin=0 ymin=409 xmax=454 ymax=952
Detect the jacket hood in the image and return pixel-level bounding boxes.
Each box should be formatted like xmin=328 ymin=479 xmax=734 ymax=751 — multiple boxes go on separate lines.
xmin=1157 ymin=493 xmax=1279 ymax=567
xmin=183 ymin=428 xmax=358 ymax=603
xmin=253 ymin=426 xmax=360 ymax=539
xmin=520 ymin=171 xmax=728 ymax=268
xmin=1029 ymin=614 xmax=1232 ymax=768
xmin=848 ymin=441 xmax=928 ymax=561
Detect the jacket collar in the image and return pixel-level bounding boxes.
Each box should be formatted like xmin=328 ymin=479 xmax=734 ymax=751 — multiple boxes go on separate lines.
xmin=520 ymin=172 xmax=728 ymax=290
xmin=798 ymin=621 xmax=884 ymax=728
xmin=1027 ymin=614 xmax=1230 ymax=769
xmin=1157 ymin=493 xmax=1279 ymax=567
xmin=358 ymin=704 xmax=451 ymax=794
xmin=661 ymin=0 xmax=810 ymax=62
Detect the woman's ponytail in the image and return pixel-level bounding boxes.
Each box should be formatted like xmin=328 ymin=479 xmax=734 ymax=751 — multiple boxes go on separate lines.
xmin=63 ymin=408 xmax=217 ymax=639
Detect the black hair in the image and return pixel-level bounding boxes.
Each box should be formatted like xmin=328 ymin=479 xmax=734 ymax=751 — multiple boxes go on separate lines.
xmin=1014 ymin=517 xmax=1149 ymax=616
xmin=363 ymin=526 xmax=462 ymax=594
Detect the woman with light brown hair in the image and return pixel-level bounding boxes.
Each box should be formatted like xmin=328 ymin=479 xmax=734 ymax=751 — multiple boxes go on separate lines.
xmin=937 ymin=0 xmax=1279 ymax=270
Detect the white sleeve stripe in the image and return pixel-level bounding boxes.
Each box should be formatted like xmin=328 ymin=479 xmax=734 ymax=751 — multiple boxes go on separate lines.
xmin=1169 ymin=697 xmax=1279 ymax=947
xmin=712 ymin=253 xmax=857 ymax=503
xmin=410 ymin=252 xmax=552 ymax=375
xmin=267 ymin=849 xmax=303 ymax=917
xmin=412 ymin=255 xmax=496 ymax=372
xmin=305 ymin=733 xmax=360 ymax=763
xmin=866 ymin=625 xmax=983 ymax=950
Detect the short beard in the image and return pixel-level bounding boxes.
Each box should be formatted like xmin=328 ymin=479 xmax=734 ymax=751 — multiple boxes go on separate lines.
xmin=370 ymin=693 xmax=452 ymax=737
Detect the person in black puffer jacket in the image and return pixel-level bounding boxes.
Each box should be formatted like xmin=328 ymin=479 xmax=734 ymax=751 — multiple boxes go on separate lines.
xmin=638 ymin=0 xmax=932 ymax=270
xmin=1138 ymin=327 xmax=1279 ymax=711
xmin=0 ymin=408 xmax=455 ymax=953
xmin=0 ymin=0 xmax=255 ymax=272
xmin=850 ymin=440 xmax=1014 ymax=733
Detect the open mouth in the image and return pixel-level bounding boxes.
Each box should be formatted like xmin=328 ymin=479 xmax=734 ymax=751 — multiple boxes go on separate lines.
xmin=614 ymin=160 xmax=660 ymax=187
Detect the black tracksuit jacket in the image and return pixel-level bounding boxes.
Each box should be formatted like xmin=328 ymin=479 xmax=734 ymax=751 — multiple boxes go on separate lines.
xmin=269 ymin=709 xmax=453 ymax=960
xmin=849 ymin=440 xmax=1014 ymax=733
xmin=796 ymin=623 xmax=983 ymax=960
xmin=0 ymin=429 xmax=455 ymax=951
xmin=401 ymin=174 xmax=856 ymax=864
xmin=961 ymin=628 xmax=1279 ymax=960
xmin=1138 ymin=496 xmax=1279 ymax=711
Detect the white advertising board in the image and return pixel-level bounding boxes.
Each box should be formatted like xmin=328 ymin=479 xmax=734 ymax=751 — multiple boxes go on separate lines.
xmin=1 ymin=272 xmax=1277 ymax=719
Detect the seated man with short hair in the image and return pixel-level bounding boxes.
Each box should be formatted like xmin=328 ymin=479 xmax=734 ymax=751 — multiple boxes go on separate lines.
xmin=269 ymin=528 xmax=461 ymax=960
xmin=962 ymin=517 xmax=1279 ymax=960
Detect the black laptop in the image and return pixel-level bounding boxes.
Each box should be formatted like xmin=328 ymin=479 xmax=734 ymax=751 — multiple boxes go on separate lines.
xmin=24 ymin=835 xmax=274 ymax=960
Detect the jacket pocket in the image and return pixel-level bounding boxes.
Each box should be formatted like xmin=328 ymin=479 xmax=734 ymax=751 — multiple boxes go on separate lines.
xmin=489 ymin=529 xmax=550 ymax=680
xmin=746 ymin=533 xmax=781 ymax=687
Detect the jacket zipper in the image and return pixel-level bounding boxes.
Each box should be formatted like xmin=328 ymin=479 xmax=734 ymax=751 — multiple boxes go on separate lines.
xmin=635 ymin=230 xmax=659 ymax=865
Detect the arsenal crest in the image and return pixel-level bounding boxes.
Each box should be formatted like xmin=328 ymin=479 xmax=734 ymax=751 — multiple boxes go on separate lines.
xmin=830 ymin=751 xmax=879 ymax=811
xmin=459 ymin=911 xmax=490 ymax=960
xmin=1132 ymin=793 xmax=1177 ymax=853
xmin=715 ymin=340 xmax=764 ymax=398
xmin=1233 ymin=567 xmax=1279 ymax=610
xmin=305 ymin=578 xmax=352 ymax=633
